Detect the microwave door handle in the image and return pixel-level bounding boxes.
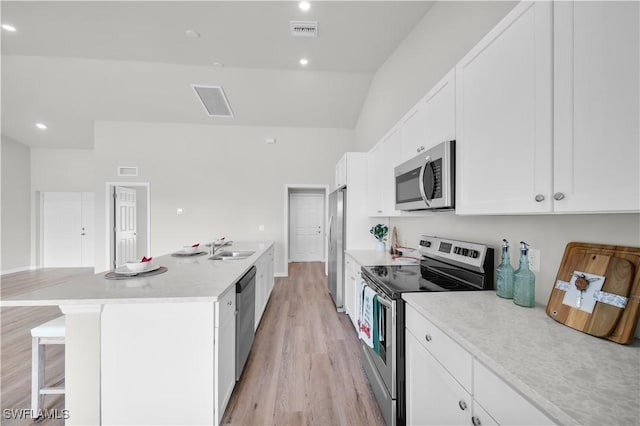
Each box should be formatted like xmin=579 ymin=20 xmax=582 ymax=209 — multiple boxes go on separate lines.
xmin=418 ymin=155 xmax=432 ymax=206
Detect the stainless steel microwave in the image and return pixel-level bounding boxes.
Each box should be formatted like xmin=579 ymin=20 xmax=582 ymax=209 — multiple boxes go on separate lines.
xmin=394 ymin=140 xmax=455 ymax=211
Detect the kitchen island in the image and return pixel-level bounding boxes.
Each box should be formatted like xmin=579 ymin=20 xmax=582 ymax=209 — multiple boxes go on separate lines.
xmin=1 ymin=241 xmax=275 ymax=426
xmin=403 ymin=291 xmax=640 ymax=426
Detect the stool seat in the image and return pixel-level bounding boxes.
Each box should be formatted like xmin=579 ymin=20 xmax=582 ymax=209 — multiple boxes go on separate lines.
xmin=31 ymin=316 xmax=66 ymax=416
xmin=31 ymin=316 xmax=65 ymax=338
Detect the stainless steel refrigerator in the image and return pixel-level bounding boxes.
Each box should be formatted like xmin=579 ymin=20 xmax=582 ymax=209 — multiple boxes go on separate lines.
xmin=328 ymin=186 xmax=345 ymax=310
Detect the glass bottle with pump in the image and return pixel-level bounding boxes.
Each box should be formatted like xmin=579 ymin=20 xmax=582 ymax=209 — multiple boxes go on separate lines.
xmin=496 ymin=239 xmax=515 ymax=299
xmin=514 ymin=241 xmax=535 ymax=307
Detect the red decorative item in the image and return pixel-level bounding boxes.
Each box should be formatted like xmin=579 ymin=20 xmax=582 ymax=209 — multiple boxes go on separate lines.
xmin=141 ymin=256 xmax=152 ymax=262
xmin=192 ymin=243 xmax=200 ymax=248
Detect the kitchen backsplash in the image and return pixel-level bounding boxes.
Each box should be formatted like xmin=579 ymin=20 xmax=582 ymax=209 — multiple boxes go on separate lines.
xmin=390 ymin=212 xmax=640 ymax=338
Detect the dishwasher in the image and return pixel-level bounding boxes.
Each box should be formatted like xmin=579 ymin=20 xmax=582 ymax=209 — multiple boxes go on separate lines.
xmin=235 ymin=265 xmax=256 ymax=381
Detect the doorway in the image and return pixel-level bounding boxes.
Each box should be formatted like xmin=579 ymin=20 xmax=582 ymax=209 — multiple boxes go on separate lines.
xmin=284 ymin=185 xmax=329 ymax=276
xmin=106 ymin=183 xmax=150 ymax=269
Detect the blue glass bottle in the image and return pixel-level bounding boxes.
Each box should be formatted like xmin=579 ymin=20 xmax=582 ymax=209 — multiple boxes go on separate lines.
xmin=514 ymin=241 xmax=535 ymax=307
xmin=496 ymin=239 xmax=515 ymax=299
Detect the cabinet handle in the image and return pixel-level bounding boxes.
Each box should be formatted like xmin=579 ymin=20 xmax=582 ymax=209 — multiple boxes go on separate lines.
xmin=471 ymin=415 xmax=482 ymax=426
xmin=227 ymin=301 xmax=233 ymax=306
xmin=534 ymin=194 xmax=545 ymax=202
xmin=553 ymin=192 xmax=565 ymax=201
xmin=458 ymin=400 xmax=467 ymax=411
xmin=425 ymin=334 xmax=432 ymax=342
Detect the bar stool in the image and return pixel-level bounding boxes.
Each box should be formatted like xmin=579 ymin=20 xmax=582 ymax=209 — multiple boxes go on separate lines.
xmin=31 ymin=316 xmax=65 ymax=413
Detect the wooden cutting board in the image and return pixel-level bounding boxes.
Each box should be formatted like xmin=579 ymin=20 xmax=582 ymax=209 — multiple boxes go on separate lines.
xmin=546 ymin=242 xmax=640 ymax=344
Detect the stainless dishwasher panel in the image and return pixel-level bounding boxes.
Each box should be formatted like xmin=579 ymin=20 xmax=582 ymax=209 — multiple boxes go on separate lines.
xmin=236 ymin=266 xmax=256 ymax=381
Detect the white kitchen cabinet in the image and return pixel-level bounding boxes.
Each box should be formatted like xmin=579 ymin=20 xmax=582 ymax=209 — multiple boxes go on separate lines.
xmin=215 ymin=288 xmax=236 ymax=425
xmin=474 ymin=360 xmax=555 ymax=425
xmin=405 ymin=303 xmax=555 ymax=426
xmin=456 ymin=1 xmax=553 ymax=215
xmin=334 ymin=154 xmax=347 ymax=189
xmin=552 ymin=0 xmax=639 ymax=213
xmin=367 ymin=126 xmax=402 ymax=217
xmin=344 ymin=254 xmax=362 ymax=331
xmin=255 ymin=245 xmax=274 ymax=330
xmin=406 ymin=331 xmax=473 ymax=426
xmin=401 ymin=69 xmax=456 ymax=162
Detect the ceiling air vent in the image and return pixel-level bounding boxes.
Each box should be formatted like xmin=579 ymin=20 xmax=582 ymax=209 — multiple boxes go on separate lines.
xmin=191 ymin=85 xmax=234 ymax=118
xmin=290 ymin=21 xmax=318 ymax=37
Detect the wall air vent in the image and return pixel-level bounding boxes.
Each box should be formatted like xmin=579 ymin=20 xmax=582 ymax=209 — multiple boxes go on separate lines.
xmin=290 ymin=21 xmax=318 ymax=37
xmin=191 ymin=85 xmax=234 ymax=118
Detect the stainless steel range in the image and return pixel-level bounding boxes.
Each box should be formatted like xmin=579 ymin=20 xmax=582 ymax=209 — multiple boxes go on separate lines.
xmin=359 ymin=236 xmax=494 ymax=426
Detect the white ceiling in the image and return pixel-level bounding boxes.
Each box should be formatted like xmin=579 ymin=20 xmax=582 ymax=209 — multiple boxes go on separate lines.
xmin=1 ymin=1 xmax=435 ymax=149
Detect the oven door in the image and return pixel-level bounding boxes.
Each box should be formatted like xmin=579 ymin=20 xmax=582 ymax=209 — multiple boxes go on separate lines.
xmin=360 ymin=277 xmax=397 ymax=425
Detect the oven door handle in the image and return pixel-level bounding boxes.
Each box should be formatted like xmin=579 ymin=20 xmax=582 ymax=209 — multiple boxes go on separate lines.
xmin=376 ymin=294 xmax=393 ymax=309
xmin=418 ymin=155 xmax=432 ymax=207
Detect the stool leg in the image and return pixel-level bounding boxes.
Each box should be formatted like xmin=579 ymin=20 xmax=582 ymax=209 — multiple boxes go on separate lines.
xmin=31 ymin=336 xmax=42 ymax=415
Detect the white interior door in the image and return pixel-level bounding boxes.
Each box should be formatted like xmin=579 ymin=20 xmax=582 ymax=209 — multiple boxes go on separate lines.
xmin=289 ymin=192 xmax=324 ymax=262
xmin=43 ymin=192 xmax=94 ymax=267
xmin=114 ymin=186 xmax=137 ymax=267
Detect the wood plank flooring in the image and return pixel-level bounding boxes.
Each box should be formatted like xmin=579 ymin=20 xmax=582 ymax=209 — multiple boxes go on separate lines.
xmin=222 ymin=262 xmax=384 ymax=426
xmin=1 ymin=263 xmax=384 ymax=426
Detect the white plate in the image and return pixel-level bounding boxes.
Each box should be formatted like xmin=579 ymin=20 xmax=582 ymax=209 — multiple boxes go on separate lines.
xmin=173 ymin=249 xmax=205 ymax=256
xmin=114 ymin=263 xmax=160 ymax=276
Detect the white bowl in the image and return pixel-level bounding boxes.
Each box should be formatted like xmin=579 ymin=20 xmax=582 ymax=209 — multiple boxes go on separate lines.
xmin=182 ymin=245 xmax=199 ymax=254
xmin=125 ymin=261 xmax=149 ymax=272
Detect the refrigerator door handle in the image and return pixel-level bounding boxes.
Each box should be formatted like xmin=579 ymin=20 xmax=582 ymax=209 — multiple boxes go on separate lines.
xmin=328 ymin=215 xmax=334 ymax=251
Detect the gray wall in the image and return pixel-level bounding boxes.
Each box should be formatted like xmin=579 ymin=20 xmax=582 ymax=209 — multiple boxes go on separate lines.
xmin=1 ymin=136 xmax=31 ymax=273
xmin=355 ymin=1 xmax=518 ymax=151
xmin=93 ymin=121 xmax=354 ymax=273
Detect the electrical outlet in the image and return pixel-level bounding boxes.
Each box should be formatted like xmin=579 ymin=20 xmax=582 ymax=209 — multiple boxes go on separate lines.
xmin=529 ymin=248 xmax=541 ymax=272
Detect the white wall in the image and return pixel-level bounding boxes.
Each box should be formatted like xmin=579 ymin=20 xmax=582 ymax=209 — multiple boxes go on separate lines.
xmin=1 ymin=136 xmax=32 ymax=273
xmin=354 ymin=1 xmax=518 ymax=151
xmin=93 ymin=121 xmax=353 ymax=273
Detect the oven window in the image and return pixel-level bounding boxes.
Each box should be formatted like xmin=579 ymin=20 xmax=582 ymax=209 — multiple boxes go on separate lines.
xmin=396 ymin=167 xmax=422 ymax=204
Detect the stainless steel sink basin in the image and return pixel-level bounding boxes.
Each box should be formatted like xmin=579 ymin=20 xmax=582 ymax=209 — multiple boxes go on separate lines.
xmin=209 ymin=250 xmax=255 ymax=261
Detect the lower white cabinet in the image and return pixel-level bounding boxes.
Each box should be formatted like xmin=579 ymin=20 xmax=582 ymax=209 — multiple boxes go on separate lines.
xmin=344 ymin=254 xmax=362 ymax=331
xmin=405 ymin=303 xmax=555 ymax=426
xmin=215 ymin=288 xmax=236 ymax=425
xmin=255 ymin=245 xmax=275 ymax=330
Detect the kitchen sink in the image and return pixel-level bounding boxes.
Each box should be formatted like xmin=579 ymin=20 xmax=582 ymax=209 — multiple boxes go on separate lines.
xmin=209 ymin=250 xmax=255 ymax=261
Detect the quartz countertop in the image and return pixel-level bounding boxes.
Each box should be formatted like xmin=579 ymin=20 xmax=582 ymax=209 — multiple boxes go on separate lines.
xmin=1 ymin=241 xmax=274 ymax=306
xmin=346 ymin=248 xmax=421 ymax=266
xmin=402 ymin=291 xmax=640 ymax=426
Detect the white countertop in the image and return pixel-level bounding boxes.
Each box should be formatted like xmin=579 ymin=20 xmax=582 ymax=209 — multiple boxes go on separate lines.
xmin=346 ymin=249 xmax=421 ymax=266
xmin=402 ymin=291 xmax=640 ymax=426
xmin=1 ymin=241 xmax=274 ymax=306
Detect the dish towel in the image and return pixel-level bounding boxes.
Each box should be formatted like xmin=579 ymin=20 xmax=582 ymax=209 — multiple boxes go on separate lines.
xmin=359 ymin=283 xmax=380 ymax=355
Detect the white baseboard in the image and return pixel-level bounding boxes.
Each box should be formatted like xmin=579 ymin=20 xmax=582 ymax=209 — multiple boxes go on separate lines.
xmin=1 ymin=265 xmax=36 ymax=276
xmin=274 ymin=272 xmax=287 ymax=278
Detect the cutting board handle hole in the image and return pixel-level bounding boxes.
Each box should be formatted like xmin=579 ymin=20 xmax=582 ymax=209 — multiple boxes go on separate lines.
xmin=592 ymin=255 xmax=597 ymax=260
xmin=552 ymin=310 xmax=558 ymax=316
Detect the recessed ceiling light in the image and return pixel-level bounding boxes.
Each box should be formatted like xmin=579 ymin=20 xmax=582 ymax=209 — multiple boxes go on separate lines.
xmin=299 ymin=58 xmax=309 ymax=66
xmin=36 ymin=123 xmax=47 ymax=130
xmin=299 ymin=2 xmax=311 ymax=11
xmin=2 ymin=24 xmax=16 ymax=32
xmin=212 ymin=62 xmax=224 ymax=67
xmin=185 ymin=29 xmax=200 ymax=38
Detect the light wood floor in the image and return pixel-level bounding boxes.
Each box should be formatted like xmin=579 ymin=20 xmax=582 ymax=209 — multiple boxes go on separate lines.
xmin=1 ymin=263 xmax=383 ymax=426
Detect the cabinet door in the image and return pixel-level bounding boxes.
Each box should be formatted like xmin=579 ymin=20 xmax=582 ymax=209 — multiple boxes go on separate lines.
xmin=368 ymin=127 xmax=402 ymax=217
xmin=406 ymin=330 xmax=471 ymax=425
xmin=367 ymin=143 xmax=385 ymax=216
xmin=456 ymin=1 xmax=553 ymax=215
xmin=553 ymin=1 xmax=639 ymax=212
xmin=401 ymin=69 xmax=455 ymax=162
xmin=215 ymin=289 xmax=236 ymax=424
xmin=472 ymin=400 xmax=499 ymax=426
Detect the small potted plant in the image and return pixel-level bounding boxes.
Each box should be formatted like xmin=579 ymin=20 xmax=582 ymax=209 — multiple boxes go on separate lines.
xmin=370 ymin=224 xmax=389 ymax=252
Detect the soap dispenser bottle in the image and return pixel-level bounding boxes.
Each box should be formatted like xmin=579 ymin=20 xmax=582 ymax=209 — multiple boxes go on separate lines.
xmin=513 ymin=241 xmax=535 ymax=307
xmin=496 ymin=239 xmax=515 ymax=299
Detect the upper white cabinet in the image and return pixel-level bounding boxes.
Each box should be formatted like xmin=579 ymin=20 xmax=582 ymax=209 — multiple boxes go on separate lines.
xmin=401 ymin=69 xmax=456 ymax=163
xmin=456 ymin=1 xmax=553 ymax=215
xmin=553 ymin=0 xmax=639 ymax=212
xmin=334 ymin=153 xmax=372 ymax=249
xmin=367 ymin=126 xmax=402 ymax=217
xmin=456 ymin=0 xmax=639 ymax=215
xmin=335 ymin=154 xmax=347 ymax=189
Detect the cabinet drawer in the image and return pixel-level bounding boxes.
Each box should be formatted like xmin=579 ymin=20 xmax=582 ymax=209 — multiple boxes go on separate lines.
xmin=216 ymin=288 xmax=236 ymax=328
xmin=405 ymin=304 xmax=472 ymax=392
xmin=474 ymin=360 xmax=556 ymax=425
